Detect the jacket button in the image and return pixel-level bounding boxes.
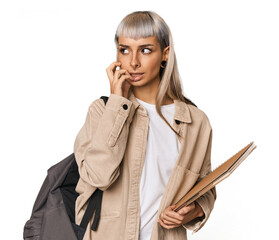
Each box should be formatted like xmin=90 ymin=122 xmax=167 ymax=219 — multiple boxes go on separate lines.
xmin=123 ymin=104 xmax=128 ymax=110
xmin=175 ymin=120 xmax=180 ymax=124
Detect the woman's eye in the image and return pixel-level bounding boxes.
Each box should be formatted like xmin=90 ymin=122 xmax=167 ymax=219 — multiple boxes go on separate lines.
xmin=120 ymin=48 xmax=129 ymax=54
xmin=119 ymin=48 xmax=151 ymax=54
xmin=142 ymin=48 xmax=152 ymax=54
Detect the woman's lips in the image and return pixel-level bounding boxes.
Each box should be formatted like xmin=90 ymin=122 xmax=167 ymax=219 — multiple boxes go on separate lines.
xmin=130 ymin=73 xmax=144 ymax=81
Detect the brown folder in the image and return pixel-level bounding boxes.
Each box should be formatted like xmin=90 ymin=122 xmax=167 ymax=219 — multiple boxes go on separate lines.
xmin=174 ymin=141 xmax=257 ymax=212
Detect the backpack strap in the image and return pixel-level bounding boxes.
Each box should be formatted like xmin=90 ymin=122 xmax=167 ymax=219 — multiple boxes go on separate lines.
xmin=100 ymin=96 xmax=109 ymax=105
xmin=79 ymin=189 xmax=103 ymax=231
xmin=78 ymin=96 xmax=108 ymax=232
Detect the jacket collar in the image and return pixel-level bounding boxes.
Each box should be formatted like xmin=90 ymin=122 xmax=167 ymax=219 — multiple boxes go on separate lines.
xmin=128 ymin=91 xmax=192 ymax=124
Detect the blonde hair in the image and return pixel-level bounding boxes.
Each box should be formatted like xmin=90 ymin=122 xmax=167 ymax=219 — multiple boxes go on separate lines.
xmin=114 ymin=11 xmax=197 ymax=137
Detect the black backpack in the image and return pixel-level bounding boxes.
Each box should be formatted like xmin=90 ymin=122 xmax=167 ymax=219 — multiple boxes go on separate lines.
xmin=23 ymin=96 xmax=109 ymax=240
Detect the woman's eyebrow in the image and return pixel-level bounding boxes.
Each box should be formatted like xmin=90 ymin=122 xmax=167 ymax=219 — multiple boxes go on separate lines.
xmin=118 ymin=44 xmax=155 ymax=48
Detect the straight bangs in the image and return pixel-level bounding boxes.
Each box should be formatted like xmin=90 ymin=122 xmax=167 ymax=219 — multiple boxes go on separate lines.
xmin=114 ymin=11 xmax=168 ymax=50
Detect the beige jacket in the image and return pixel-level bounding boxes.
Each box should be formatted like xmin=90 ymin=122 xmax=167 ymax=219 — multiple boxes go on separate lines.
xmin=74 ymin=91 xmax=216 ymax=240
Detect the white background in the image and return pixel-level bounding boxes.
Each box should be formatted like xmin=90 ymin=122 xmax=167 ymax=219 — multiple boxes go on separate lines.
xmin=1 ymin=0 xmax=278 ymax=239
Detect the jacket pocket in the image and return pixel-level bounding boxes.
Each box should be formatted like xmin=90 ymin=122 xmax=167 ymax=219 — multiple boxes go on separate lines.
xmin=181 ymin=167 xmax=200 ymax=194
xmin=172 ymin=165 xmax=201 ymax=205
xmin=99 ymin=180 xmax=122 ymax=218
xmin=100 ymin=210 xmax=120 ymax=219
xmin=90 ymin=215 xmax=121 ymax=239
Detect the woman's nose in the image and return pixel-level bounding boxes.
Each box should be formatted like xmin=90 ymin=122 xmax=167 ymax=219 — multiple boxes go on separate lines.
xmin=130 ymin=53 xmax=141 ymax=69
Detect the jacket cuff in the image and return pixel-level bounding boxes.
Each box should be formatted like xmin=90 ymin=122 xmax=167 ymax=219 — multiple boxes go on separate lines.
xmin=182 ymin=189 xmax=215 ymax=233
xmin=102 ymin=94 xmax=136 ymax=147
xmin=181 ymin=198 xmax=207 ymax=233
xmin=105 ymin=94 xmax=136 ymax=122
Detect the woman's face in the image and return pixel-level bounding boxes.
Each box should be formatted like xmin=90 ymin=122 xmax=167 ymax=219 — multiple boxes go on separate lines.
xmin=117 ymin=35 xmax=169 ymax=88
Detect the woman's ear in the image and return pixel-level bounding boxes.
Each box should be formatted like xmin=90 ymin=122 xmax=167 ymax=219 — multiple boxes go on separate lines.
xmin=162 ymin=46 xmax=170 ymax=61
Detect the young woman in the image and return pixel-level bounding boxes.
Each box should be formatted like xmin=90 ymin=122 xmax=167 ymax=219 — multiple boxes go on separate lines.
xmin=74 ymin=11 xmax=216 ymax=240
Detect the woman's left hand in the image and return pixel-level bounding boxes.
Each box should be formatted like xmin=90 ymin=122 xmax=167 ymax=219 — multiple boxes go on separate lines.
xmin=157 ymin=202 xmax=204 ymax=229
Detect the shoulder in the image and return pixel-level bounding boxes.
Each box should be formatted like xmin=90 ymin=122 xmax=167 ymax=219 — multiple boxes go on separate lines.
xmin=186 ymin=103 xmax=212 ymax=130
xmin=87 ymin=98 xmax=106 ymax=117
xmin=89 ymin=98 xmax=106 ymax=108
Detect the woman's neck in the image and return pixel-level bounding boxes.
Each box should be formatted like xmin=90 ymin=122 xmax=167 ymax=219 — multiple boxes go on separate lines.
xmin=132 ymin=85 xmax=173 ymax=105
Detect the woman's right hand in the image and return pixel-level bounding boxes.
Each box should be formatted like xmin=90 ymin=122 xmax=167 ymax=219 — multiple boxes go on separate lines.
xmin=106 ymin=61 xmax=132 ymax=99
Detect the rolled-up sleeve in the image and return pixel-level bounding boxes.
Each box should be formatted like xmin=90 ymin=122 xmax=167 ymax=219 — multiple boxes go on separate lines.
xmin=74 ymin=94 xmax=137 ymax=191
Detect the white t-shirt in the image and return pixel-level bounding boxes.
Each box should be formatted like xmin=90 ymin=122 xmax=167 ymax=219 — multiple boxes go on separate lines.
xmin=136 ymin=98 xmax=181 ymax=240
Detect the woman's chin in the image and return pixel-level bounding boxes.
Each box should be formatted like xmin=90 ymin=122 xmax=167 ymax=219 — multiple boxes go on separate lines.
xmin=128 ymin=79 xmax=143 ymax=86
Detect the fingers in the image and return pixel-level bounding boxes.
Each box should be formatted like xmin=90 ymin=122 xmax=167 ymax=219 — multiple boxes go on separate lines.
xmin=177 ymin=202 xmax=196 ymax=216
xmin=160 ymin=206 xmax=184 ymax=225
xmin=157 ymin=218 xmax=178 ymax=230
xmin=106 ymin=61 xmax=131 ymax=84
xmin=106 ymin=61 xmax=132 ymax=97
xmin=112 ymin=70 xmax=131 ymax=91
xmin=106 ymin=61 xmax=121 ymax=83
xmin=114 ymin=69 xmax=131 ymax=82
xmin=160 ymin=215 xmax=182 ymax=225
xmin=122 ymin=79 xmax=132 ymax=99
xmin=158 ymin=203 xmax=197 ymax=229
xmin=159 ymin=206 xmax=181 ymax=226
